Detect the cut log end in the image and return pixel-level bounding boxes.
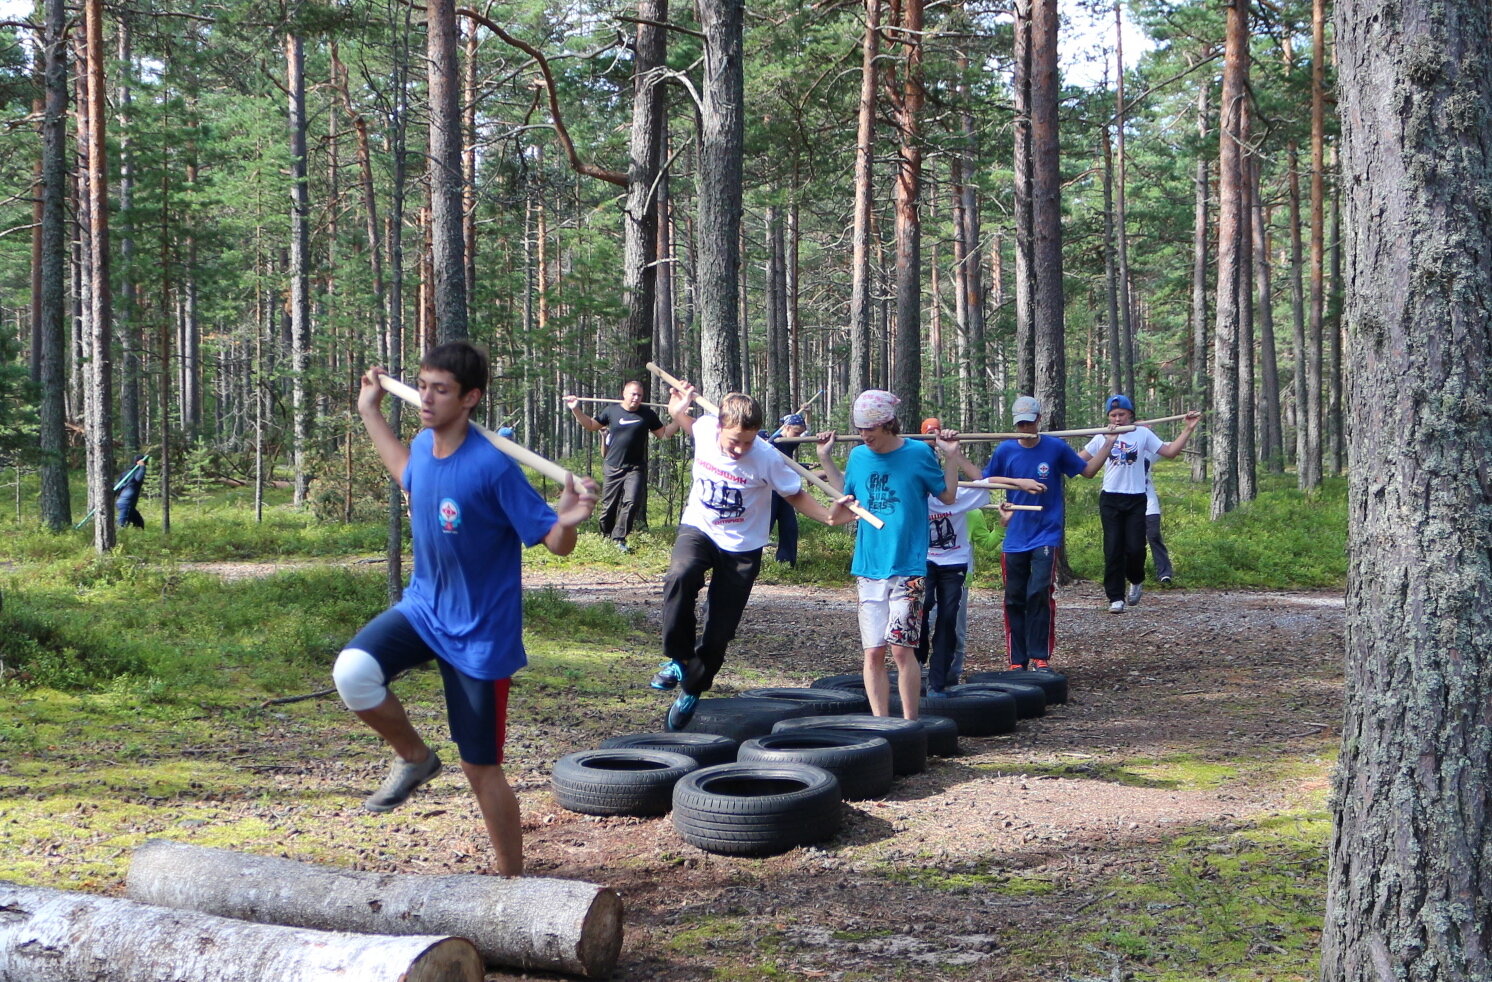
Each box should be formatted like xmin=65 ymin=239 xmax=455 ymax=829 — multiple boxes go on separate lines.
xmin=575 ymin=887 xmax=624 ymax=979
xmin=406 ymin=937 xmax=484 ymax=982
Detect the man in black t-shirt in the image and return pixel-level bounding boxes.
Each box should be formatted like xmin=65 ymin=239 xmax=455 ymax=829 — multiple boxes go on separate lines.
xmin=565 ymin=380 xmax=680 ymax=550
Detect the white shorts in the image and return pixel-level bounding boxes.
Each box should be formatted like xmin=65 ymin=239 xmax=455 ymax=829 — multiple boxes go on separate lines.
xmin=856 ymin=575 xmax=925 ymax=651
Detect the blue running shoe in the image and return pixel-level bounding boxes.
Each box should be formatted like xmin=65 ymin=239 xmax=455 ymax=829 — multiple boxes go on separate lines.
xmin=666 ymin=693 xmax=699 ymax=732
xmin=650 ymin=660 xmax=684 ymax=691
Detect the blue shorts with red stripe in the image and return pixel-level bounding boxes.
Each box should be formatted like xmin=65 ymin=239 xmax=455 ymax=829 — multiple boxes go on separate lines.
xmin=346 ymin=607 xmax=511 ymax=766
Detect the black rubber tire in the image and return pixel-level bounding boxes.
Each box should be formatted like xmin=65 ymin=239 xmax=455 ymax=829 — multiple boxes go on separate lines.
xmin=809 ymin=674 xmax=866 ymax=692
xmin=771 ymin=714 xmax=928 ymax=776
xmin=684 ymin=696 xmax=825 ymax=742
xmin=599 ymin=732 xmax=739 ymax=767
xmin=917 ymin=715 xmax=960 ymax=756
xmin=737 ymin=731 xmax=894 ymax=800
xmin=952 ymin=681 xmax=1047 ymax=719
xmin=891 ymin=690 xmax=1017 ymax=736
xmin=741 ymin=687 xmax=870 ymax=715
xmin=551 ymin=749 xmax=699 ymax=816
xmin=671 ymin=763 xmax=843 ymax=856
xmin=965 ymin=669 xmax=1068 ymax=705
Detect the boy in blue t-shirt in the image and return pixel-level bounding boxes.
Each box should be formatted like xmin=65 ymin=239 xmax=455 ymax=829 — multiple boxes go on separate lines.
xmin=334 ymin=342 xmax=598 ymax=877
xmin=817 ymin=390 xmax=959 ymax=719
xmin=983 ymin=395 xmax=1115 ymax=672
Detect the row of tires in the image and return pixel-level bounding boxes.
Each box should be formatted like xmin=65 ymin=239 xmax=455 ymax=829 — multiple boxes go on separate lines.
xmin=549 ymin=669 xmax=1067 ymax=856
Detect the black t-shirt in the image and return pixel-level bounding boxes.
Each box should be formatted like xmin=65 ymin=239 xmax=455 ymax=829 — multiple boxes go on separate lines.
xmin=595 ymin=404 xmax=665 ymax=468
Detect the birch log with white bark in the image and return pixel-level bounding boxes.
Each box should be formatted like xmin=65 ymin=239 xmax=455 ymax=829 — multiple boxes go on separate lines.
xmin=0 ymin=881 xmax=481 ymax=982
xmin=126 ymin=840 xmax=623 ymax=978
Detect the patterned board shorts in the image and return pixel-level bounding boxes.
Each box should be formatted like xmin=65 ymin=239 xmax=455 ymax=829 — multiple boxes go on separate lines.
xmin=855 ymin=574 xmax=925 ymax=650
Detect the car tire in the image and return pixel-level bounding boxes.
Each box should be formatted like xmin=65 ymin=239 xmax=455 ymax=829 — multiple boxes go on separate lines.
xmin=741 ymin=687 xmax=870 ymax=715
xmin=737 ymin=731 xmax=893 ymax=800
xmin=551 ymin=749 xmax=699 ymax=816
xmin=771 ymin=714 xmax=928 ymax=776
xmin=671 ymin=763 xmax=843 ymax=856
xmin=599 ymin=732 xmax=739 ymax=767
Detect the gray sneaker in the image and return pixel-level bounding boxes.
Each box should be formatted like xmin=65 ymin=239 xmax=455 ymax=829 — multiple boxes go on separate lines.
xmin=1126 ymin=583 xmax=1143 ymax=608
xmin=364 ymin=752 xmax=442 ymax=813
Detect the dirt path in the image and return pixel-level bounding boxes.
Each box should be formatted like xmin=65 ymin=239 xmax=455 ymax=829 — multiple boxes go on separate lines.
xmin=190 ymin=562 xmax=1345 ymax=980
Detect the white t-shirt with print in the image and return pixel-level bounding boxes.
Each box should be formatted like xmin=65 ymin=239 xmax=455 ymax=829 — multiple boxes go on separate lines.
xmin=1085 ymin=427 xmax=1163 ymax=495
xmin=925 ymin=486 xmax=991 ymax=567
xmin=680 ymin=415 xmax=804 ymax=552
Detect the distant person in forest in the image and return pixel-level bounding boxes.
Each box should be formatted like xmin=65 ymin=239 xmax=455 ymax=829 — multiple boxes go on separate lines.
xmin=1078 ymin=396 xmax=1200 ymax=613
xmin=334 ymin=342 xmax=598 ymax=876
xmin=816 ymin=391 xmax=960 ymax=720
xmin=115 ymin=454 xmax=148 ymax=529
xmin=564 ymin=381 xmax=680 ymax=552
xmin=650 ymin=384 xmax=851 ymax=731
xmin=767 ymin=412 xmax=810 ymax=566
xmin=1145 ymin=471 xmax=1174 ymax=586
xmin=983 ymin=396 xmax=1113 ymax=671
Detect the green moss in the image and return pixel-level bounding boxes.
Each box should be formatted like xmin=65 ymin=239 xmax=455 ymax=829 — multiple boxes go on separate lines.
xmin=974 ymin=754 xmax=1240 ymax=792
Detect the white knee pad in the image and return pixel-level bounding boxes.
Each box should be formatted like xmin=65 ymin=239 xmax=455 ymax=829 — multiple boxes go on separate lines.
xmin=332 ymin=648 xmax=387 ymax=711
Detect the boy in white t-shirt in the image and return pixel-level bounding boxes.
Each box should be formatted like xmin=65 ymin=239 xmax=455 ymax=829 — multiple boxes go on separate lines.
xmin=1080 ymin=396 xmax=1200 ymax=613
xmin=650 ymin=385 xmax=852 ymax=730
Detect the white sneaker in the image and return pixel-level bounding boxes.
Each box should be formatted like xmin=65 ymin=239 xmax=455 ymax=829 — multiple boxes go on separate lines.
xmin=1108 ymin=600 xmax=1126 ymax=614
xmin=1126 ymin=583 xmax=1143 ymax=607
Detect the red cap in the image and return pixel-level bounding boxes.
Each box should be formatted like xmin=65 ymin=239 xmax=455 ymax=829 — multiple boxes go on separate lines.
xmin=920 ymin=417 xmax=942 ymax=435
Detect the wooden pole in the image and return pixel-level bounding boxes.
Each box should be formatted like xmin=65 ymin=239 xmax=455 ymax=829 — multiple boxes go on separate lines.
xmin=774 ymin=414 xmax=1196 ymax=445
xmin=645 ymin=361 xmax=884 ymax=529
xmin=127 ymin=840 xmax=623 ymax=979
xmin=378 ymin=374 xmax=580 ymax=486
xmin=565 ymin=395 xmax=668 ymax=409
xmin=0 ymin=881 xmax=482 ymax=982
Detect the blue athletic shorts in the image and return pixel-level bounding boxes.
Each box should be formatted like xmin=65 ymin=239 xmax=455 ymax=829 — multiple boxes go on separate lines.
xmin=346 ymin=608 xmax=511 ymax=766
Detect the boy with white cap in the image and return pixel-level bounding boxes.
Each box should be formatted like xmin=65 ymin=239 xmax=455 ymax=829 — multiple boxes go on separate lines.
xmin=983 ymin=395 xmax=1113 ymax=670
xmin=816 ymin=390 xmax=960 ymax=719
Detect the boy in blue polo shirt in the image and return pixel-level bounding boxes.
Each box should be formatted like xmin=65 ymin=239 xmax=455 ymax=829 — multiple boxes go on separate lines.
xmin=333 ymin=342 xmax=598 ymax=876
xmin=983 ymin=395 xmax=1114 ymax=671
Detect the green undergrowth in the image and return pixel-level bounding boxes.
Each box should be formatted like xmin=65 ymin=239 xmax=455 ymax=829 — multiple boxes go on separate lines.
xmin=1041 ymin=811 xmax=1330 ymax=981
xmin=975 ymin=753 xmax=1242 ymax=791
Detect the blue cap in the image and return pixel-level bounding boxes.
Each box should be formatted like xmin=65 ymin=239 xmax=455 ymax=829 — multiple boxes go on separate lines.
xmin=1105 ymin=394 xmax=1135 ymax=414
xmin=780 ymin=413 xmax=807 ymax=428
xmin=497 ymin=426 xmax=516 ymax=439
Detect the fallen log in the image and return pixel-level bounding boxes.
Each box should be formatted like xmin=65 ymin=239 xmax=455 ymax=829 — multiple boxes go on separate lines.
xmin=126 ymin=840 xmax=623 ymax=979
xmin=0 ymin=881 xmax=481 ymax=982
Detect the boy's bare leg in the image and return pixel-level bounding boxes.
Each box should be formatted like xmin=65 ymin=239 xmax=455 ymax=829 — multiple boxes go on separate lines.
xmin=863 ymin=646 xmax=890 ymax=716
xmin=891 ymin=644 xmax=921 ymax=720
xmin=461 ymin=761 xmax=523 ymax=877
xmin=354 ymin=691 xmax=432 ymax=763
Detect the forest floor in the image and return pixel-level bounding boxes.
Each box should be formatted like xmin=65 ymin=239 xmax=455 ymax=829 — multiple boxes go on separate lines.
xmin=12 ymin=561 xmax=1344 ymax=981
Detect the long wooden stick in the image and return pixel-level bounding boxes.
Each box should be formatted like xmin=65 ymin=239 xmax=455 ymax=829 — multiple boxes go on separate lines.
xmin=980 ymin=503 xmax=1043 ymax=511
xmin=644 ymin=362 xmax=884 ymax=529
xmin=959 ymin=479 xmax=1042 ymax=491
xmin=565 ymin=395 xmax=668 ymax=409
xmin=379 ymin=375 xmax=578 ymax=486
xmin=773 ymin=425 xmax=1140 ymax=445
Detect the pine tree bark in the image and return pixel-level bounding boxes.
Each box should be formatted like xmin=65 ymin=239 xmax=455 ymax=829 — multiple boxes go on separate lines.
xmin=1011 ymin=0 xmax=1035 ymax=397
xmin=1102 ymin=121 xmax=1123 ymax=394
xmin=954 ymin=34 xmax=984 ymax=431
xmin=116 ymin=22 xmax=140 ymax=456
xmin=1236 ymin=127 xmax=1256 ymax=504
xmin=1029 ymin=0 xmax=1064 ymax=428
xmin=1112 ymin=2 xmax=1135 ymax=397
xmin=1324 ymin=0 xmax=1492 ymax=976
xmin=1210 ymin=0 xmax=1247 ymax=517
xmin=1251 ymin=155 xmax=1283 ymax=472
xmin=696 ymin=0 xmax=744 ymax=396
xmin=621 ymin=0 xmax=666 ymax=384
xmin=765 ymin=206 xmax=788 ymax=414
xmin=37 ymin=0 xmax=71 ymax=530
xmin=1189 ymin=64 xmax=1209 ymax=483
xmin=286 ymin=33 xmax=311 ymax=508
xmin=427 ymin=0 xmax=468 ymax=342
xmin=1302 ymin=0 xmax=1326 ymax=490
xmin=891 ymin=0 xmax=924 ymax=422
xmin=83 ymin=0 xmax=114 ymax=552
xmin=849 ymin=0 xmax=879 ymax=396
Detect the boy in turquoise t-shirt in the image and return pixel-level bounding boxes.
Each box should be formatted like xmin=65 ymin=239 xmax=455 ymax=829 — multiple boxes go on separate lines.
xmin=817 ymin=390 xmax=959 ymax=719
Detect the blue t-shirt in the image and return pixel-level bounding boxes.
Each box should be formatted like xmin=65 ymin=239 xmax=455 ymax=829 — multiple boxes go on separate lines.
xmin=844 ymin=439 xmax=947 ymax=579
xmin=396 ymin=427 xmax=559 ymax=680
xmin=983 ymin=435 xmax=1087 ymax=553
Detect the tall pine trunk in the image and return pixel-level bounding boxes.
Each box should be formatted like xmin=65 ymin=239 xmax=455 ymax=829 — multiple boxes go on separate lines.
xmin=1210 ymin=0 xmax=1248 ymax=517
xmin=891 ymin=0 xmax=924 ymax=422
xmin=696 ymin=0 xmax=744 ymax=396
xmin=1302 ymin=0 xmax=1327 ymax=490
xmin=1029 ymin=0 xmax=1064 ymax=428
xmin=37 ymin=0 xmax=71 ymax=530
xmin=1011 ymin=0 xmax=1035 ymax=397
xmin=286 ymin=33 xmax=311 ymax=507
xmin=622 ymin=0 xmax=666 ymax=383
xmin=849 ymin=0 xmax=879 ymax=396
xmin=83 ymin=0 xmax=114 ymax=552
xmin=1324 ymin=1 xmax=1492 ymax=976
xmin=1251 ymin=155 xmax=1283 ymax=472
xmin=427 ymin=0 xmax=468 ymax=342
xmin=1189 ymin=64 xmax=1209 ymax=483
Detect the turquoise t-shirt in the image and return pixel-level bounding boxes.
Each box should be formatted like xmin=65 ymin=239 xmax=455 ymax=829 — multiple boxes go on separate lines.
xmin=844 ymin=438 xmax=946 ymax=579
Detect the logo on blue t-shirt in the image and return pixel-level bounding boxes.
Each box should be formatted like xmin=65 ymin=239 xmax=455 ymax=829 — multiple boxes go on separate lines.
xmin=1037 ymin=462 xmax=1051 ymax=479
xmin=438 ymin=497 xmax=462 ymax=533
xmin=867 ymin=471 xmax=900 ymax=511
